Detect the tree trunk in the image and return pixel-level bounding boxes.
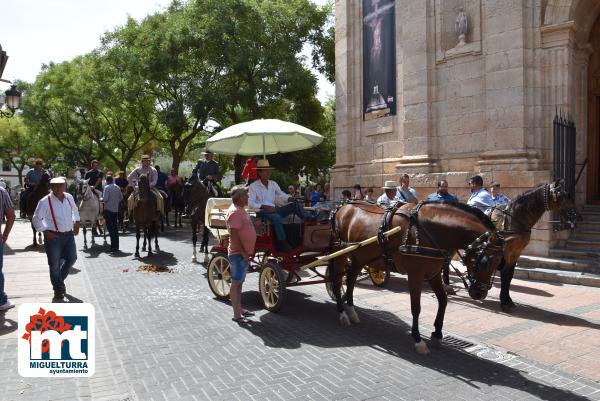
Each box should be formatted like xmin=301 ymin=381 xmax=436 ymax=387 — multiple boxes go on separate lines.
xmin=17 ymin=167 xmax=24 ymax=186
xmin=171 ymin=151 xmax=182 ymax=174
xmin=234 ymin=155 xmax=243 ymax=184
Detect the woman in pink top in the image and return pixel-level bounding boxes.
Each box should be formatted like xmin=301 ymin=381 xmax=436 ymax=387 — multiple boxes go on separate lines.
xmin=226 ymin=185 xmax=258 ymax=324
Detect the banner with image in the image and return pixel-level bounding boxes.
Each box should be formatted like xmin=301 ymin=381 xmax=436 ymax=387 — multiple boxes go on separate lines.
xmin=363 ymin=0 xmax=397 ymax=121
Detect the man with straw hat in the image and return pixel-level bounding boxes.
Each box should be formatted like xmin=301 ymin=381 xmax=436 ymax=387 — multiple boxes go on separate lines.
xmin=32 ymin=176 xmax=80 ymax=302
xmin=248 ymin=159 xmax=309 ymax=252
xmin=127 ymin=155 xmax=164 ymax=216
xmin=377 ymin=181 xmax=399 ymax=207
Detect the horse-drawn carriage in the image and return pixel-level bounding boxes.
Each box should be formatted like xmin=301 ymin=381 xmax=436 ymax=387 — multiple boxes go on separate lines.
xmin=205 ymin=198 xmax=337 ymax=312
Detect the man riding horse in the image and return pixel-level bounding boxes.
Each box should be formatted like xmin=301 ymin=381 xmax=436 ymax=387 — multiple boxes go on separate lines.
xmin=194 ymin=150 xmax=221 ymax=194
xmin=127 ymin=155 xmax=165 ymax=217
xmin=20 ymin=159 xmax=49 ymax=218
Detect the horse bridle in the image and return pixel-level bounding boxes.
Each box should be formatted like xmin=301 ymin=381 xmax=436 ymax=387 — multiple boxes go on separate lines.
xmin=78 ymin=182 xmax=93 ymax=202
xmin=389 ymin=202 xmax=503 ymax=291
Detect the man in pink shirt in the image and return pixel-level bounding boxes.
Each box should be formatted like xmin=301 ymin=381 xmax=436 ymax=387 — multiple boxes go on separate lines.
xmin=166 ymin=168 xmax=183 ymax=187
xmin=226 ymin=185 xmax=258 ymax=324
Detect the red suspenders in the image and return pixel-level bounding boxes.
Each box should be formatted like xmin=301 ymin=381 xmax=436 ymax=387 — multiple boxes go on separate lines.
xmin=47 ymin=194 xmax=73 ymax=232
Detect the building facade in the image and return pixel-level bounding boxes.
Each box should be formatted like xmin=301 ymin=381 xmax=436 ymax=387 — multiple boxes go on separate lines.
xmin=332 ymin=0 xmax=600 ymax=255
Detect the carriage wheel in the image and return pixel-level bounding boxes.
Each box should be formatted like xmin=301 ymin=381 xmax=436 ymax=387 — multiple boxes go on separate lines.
xmin=325 ymin=265 xmax=347 ymax=302
xmin=367 ymin=265 xmax=390 ymax=287
xmin=259 ymin=262 xmax=286 ymax=312
xmin=207 ymin=253 xmax=232 ymax=300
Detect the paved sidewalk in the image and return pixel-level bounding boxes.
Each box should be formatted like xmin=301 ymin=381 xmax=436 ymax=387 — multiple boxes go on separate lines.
xmin=0 ymin=219 xmax=599 ymax=400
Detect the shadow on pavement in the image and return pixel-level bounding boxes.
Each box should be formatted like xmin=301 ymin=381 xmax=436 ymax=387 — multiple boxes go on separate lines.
xmin=8 ymin=244 xmax=46 ymax=254
xmin=239 ymin=289 xmax=589 ymax=401
xmin=452 ymin=297 xmax=600 ymax=329
xmin=136 ymin=250 xmax=178 ymax=267
xmin=0 ymin=315 xmax=17 ymax=335
xmin=499 ymin=282 xmax=555 ymax=297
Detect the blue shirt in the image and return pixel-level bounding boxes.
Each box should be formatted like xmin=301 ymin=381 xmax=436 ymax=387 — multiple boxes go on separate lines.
xmin=25 ymin=168 xmax=44 ymax=185
xmin=103 ymin=183 xmax=123 ymax=213
xmin=156 ymin=171 xmax=168 ymax=190
xmin=467 ymin=188 xmax=494 ymax=212
xmin=396 ymin=187 xmax=418 ymax=202
xmin=492 ymin=194 xmax=511 ymax=207
xmin=426 ymin=192 xmax=458 ymax=203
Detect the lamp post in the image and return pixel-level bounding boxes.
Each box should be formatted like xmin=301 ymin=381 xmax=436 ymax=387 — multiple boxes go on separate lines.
xmin=0 ymin=84 xmax=21 ymax=118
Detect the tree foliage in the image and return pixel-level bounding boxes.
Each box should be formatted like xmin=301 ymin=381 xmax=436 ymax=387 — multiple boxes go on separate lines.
xmin=0 ymin=116 xmax=43 ymax=185
xmin=17 ymin=0 xmax=335 ymax=179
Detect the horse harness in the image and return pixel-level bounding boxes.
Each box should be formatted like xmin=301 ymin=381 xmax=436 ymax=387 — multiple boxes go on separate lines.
xmin=331 ymin=201 xmax=501 ymax=290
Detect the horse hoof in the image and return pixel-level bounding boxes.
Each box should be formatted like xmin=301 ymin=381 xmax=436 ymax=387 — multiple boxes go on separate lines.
xmin=501 ymin=302 xmax=517 ymax=313
xmin=191 ymin=256 xmax=197 ymax=263
xmin=430 ymin=332 xmax=443 ymax=348
xmin=339 ymin=311 xmax=352 ymax=326
xmin=135 ymin=252 xmax=140 ymax=258
xmin=148 ymin=252 xmax=153 ymax=257
xmin=344 ymin=305 xmax=360 ymax=324
xmin=142 ymin=247 xmax=146 ymax=252
xmin=414 ymin=340 xmax=430 ymax=355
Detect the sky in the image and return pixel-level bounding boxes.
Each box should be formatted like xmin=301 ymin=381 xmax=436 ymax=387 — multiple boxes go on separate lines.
xmin=0 ymin=0 xmax=333 ymax=102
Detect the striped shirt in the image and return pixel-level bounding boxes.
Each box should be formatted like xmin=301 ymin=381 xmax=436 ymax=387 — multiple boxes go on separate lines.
xmin=0 ymin=187 xmax=14 ymax=236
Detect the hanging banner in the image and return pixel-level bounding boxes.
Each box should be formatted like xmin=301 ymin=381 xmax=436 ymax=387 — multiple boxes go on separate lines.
xmin=363 ymin=0 xmax=397 ymax=121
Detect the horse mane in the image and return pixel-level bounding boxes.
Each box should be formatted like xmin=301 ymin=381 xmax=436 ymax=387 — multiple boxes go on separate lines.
xmin=510 ymin=183 xmax=545 ymax=210
xmin=421 ymin=200 xmax=496 ymax=231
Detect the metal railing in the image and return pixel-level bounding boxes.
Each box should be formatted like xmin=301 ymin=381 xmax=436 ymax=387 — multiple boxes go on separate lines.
xmin=552 ymin=112 xmax=577 ymax=231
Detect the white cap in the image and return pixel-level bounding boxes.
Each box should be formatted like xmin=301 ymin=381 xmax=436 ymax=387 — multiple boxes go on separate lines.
xmin=49 ymin=177 xmax=67 ymax=185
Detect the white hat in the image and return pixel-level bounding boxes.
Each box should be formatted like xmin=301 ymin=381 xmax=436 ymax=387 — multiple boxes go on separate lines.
xmin=49 ymin=177 xmax=67 ymax=185
xmin=253 ymin=159 xmax=275 ymax=170
xmin=382 ymin=180 xmax=397 ymax=189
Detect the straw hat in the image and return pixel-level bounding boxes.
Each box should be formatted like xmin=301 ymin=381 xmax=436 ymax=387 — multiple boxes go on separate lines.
xmin=50 ymin=177 xmax=67 ymax=185
xmin=490 ymin=181 xmax=500 ymax=188
xmin=382 ymin=180 xmax=397 ymax=189
xmin=253 ymin=159 xmax=275 ymax=170
xmin=141 ymin=155 xmax=151 ymax=160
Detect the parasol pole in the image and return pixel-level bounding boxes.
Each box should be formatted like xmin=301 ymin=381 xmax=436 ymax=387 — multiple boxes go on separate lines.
xmin=262 ymin=135 xmax=266 ymax=160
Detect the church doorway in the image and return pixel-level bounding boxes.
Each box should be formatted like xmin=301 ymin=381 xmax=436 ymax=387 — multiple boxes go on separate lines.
xmin=587 ymin=16 xmax=600 ymax=204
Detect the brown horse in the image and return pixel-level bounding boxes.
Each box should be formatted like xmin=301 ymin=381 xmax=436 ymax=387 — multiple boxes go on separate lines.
xmin=183 ymin=176 xmax=210 ymax=262
xmin=26 ymin=172 xmax=51 ymax=245
xmin=329 ymin=201 xmax=505 ymax=354
xmin=166 ymin=180 xmax=185 ymax=227
xmin=490 ymin=180 xmax=580 ymax=312
xmin=133 ymin=175 xmax=161 ymax=257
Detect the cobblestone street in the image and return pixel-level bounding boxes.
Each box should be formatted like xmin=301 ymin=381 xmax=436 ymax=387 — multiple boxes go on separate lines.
xmin=1 ymin=220 xmax=599 ymax=400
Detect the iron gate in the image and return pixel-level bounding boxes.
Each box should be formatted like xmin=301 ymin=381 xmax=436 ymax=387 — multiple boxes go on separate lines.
xmin=552 ymin=112 xmax=576 ymax=230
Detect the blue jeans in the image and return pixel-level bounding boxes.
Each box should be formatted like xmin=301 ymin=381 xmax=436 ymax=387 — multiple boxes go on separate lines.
xmin=103 ymin=210 xmax=119 ymax=250
xmin=45 ymin=233 xmax=77 ymax=292
xmin=258 ymin=202 xmax=309 ymax=241
xmin=228 ymin=253 xmax=248 ymax=283
xmin=0 ymin=238 xmax=6 ymax=304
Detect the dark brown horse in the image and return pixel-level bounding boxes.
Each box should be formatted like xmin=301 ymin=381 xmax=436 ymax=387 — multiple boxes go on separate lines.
xmin=329 ymin=201 xmax=505 ymax=354
xmin=490 ymin=180 xmax=580 ymax=312
xmin=133 ymin=175 xmax=161 ymax=257
xmin=166 ymin=180 xmax=185 ymax=227
xmin=183 ymin=176 xmax=210 ymax=262
xmin=26 ymin=172 xmax=51 ymax=245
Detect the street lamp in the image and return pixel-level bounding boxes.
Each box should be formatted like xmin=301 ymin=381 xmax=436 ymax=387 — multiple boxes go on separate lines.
xmin=0 ymin=84 xmax=21 ymax=118
xmin=0 ymin=85 xmax=21 ymax=117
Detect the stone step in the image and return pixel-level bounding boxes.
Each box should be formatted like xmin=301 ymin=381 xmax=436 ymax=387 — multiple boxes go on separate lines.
xmin=549 ymin=247 xmax=600 ymax=260
xmin=573 ymin=230 xmax=600 ymax=240
xmin=514 ymin=266 xmax=600 ymax=287
xmin=574 ymin=221 xmax=600 ymax=229
xmin=582 ymin=204 xmax=600 ymax=211
xmin=563 ymin=238 xmax=600 ymax=250
xmin=517 ymin=255 xmax=600 ymax=274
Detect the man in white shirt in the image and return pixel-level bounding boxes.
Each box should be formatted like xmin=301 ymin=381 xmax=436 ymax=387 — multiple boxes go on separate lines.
xmin=248 ymin=159 xmax=309 ymax=252
xmin=32 ymin=177 xmax=81 ymax=302
xmin=376 ymin=181 xmax=398 ymax=207
xmin=466 ymin=175 xmax=494 ymax=213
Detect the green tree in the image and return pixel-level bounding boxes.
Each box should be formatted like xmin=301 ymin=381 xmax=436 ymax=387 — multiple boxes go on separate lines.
xmin=0 ymin=116 xmax=43 ymax=185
